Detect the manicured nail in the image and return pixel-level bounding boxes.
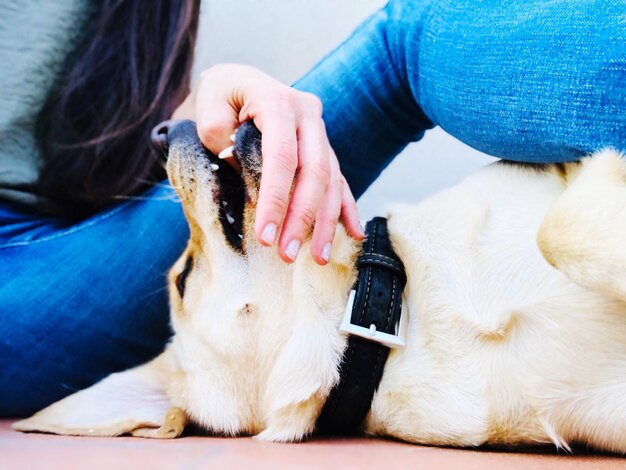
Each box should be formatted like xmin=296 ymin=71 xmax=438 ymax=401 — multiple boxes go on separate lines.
xmin=229 ymin=134 xmax=236 ymax=143
xmin=359 ymin=221 xmax=366 ymax=236
xmin=218 ymin=145 xmax=234 ymax=159
xmin=261 ymin=223 xmax=277 ymax=245
xmin=285 ymin=240 xmax=301 ymax=261
xmin=321 ymin=243 xmax=332 ymax=262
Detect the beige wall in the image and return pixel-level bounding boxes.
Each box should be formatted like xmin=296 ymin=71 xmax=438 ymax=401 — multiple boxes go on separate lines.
xmin=195 ymin=1 xmax=496 ymax=218
xmin=194 ymin=0 xmax=386 ymax=83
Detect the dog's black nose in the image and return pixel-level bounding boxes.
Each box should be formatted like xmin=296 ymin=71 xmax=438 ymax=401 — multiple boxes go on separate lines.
xmin=150 ymin=119 xmax=186 ymax=154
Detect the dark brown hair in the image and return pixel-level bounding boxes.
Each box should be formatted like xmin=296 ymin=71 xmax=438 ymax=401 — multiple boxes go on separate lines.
xmin=36 ymin=0 xmax=200 ymax=220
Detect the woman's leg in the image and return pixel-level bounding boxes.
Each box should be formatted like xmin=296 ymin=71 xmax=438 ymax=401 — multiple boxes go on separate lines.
xmin=0 ymin=182 xmax=189 ymax=417
xmin=294 ymin=0 xmax=435 ymax=199
xmin=295 ymin=0 xmax=625 ymax=197
xmin=417 ymin=0 xmax=626 ymax=162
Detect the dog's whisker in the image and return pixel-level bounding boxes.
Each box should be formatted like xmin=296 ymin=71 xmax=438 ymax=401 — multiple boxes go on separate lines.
xmin=112 ymin=194 xmax=180 ymax=202
xmin=142 ymin=180 xmax=177 ymax=189
xmin=59 ymin=382 xmax=80 ymax=392
xmin=138 ymin=285 xmax=169 ymax=300
xmin=133 ymin=178 xmax=184 ymax=192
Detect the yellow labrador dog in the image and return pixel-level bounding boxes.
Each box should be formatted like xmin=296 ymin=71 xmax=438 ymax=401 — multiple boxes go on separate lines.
xmin=15 ymin=121 xmax=626 ymax=453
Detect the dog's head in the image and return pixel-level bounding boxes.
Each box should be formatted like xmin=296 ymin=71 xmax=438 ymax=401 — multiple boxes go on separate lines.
xmin=15 ymin=120 xmax=359 ymax=441
xmin=165 ymin=120 xmax=360 ymax=440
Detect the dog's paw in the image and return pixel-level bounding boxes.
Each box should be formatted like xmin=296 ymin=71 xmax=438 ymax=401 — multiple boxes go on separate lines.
xmin=537 ymin=149 xmax=626 ymax=301
xmin=254 ymin=425 xmax=310 ymax=443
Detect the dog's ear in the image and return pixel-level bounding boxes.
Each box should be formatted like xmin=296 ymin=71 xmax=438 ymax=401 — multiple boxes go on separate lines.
xmin=13 ymin=350 xmax=187 ymax=438
xmin=257 ymin=316 xmax=344 ymax=442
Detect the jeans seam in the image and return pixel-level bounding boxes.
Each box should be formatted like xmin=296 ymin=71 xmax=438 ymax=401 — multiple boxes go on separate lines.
xmin=0 ymin=201 xmax=133 ymax=249
xmin=416 ymin=0 xmax=441 ymax=124
xmin=385 ymin=3 xmax=422 ymax=115
xmin=0 ymin=185 xmax=181 ymax=250
xmin=383 ymin=1 xmax=436 ymax=133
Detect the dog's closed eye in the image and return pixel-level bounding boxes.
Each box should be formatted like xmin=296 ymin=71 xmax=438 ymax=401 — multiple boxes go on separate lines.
xmin=176 ymin=256 xmax=194 ymax=298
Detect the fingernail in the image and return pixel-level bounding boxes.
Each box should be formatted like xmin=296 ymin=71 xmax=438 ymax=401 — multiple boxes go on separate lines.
xmin=229 ymin=134 xmax=236 ymax=143
xmin=218 ymin=145 xmax=234 ymax=159
xmin=285 ymin=240 xmax=301 ymax=261
xmin=359 ymin=220 xmax=366 ymax=236
xmin=321 ymin=243 xmax=332 ymax=262
xmin=261 ymin=223 xmax=277 ymax=245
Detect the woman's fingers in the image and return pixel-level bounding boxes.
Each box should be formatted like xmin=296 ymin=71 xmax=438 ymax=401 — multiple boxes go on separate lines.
xmin=309 ymin=159 xmax=344 ymax=265
xmin=309 ymin=159 xmax=364 ymax=264
xmin=253 ymin=111 xmax=299 ymax=247
xmin=193 ymin=64 xmax=362 ymax=265
xmin=340 ymin=178 xmax=364 ymax=240
xmin=276 ymin=115 xmax=331 ymax=262
xmin=195 ymin=69 xmax=240 ymax=163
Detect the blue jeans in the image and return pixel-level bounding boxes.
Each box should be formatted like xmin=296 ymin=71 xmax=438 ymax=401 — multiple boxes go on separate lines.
xmin=295 ymin=0 xmax=626 ymax=198
xmin=0 ymin=184 xmax=189 ymax=416
xmin=2 ymin=0 xmax=625 ymax=417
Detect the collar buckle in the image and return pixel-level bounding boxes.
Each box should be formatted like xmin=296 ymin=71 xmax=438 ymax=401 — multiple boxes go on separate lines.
xmin=339 ymin=289 xmax=408 ymax=349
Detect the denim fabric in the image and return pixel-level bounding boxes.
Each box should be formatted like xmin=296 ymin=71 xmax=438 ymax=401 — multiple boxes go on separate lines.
xmin=3 ymin=0 xmax=626 ymax=417
xmin=295 ymin=0 xmax=626 ymax=198
xmin=0 ymin=183 xmax=189 ymax=416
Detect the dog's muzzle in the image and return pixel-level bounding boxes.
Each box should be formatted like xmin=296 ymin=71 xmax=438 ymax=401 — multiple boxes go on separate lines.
xmin=150 ymin=119 xmax=187 ymax=154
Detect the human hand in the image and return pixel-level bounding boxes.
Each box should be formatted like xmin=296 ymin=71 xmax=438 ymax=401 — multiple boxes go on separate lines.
xmin=189 ymin=64 xmax=364 ymax=265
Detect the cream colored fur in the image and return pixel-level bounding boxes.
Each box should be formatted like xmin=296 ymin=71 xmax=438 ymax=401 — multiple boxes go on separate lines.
xmin=15 ymin=148 xmax=626 ymax=453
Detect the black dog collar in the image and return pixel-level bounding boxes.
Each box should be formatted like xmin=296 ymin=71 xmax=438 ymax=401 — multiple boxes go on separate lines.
xmin=316 ymin=217 xmax=407 ymax=435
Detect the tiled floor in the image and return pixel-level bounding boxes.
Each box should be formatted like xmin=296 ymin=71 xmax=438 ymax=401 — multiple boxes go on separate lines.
xmin=2 ymin=421 xmax=625 ymax=470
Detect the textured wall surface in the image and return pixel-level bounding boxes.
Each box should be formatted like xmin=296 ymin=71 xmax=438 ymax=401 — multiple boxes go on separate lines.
xmin=195 ymin=0 xmax=496 ymax=218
